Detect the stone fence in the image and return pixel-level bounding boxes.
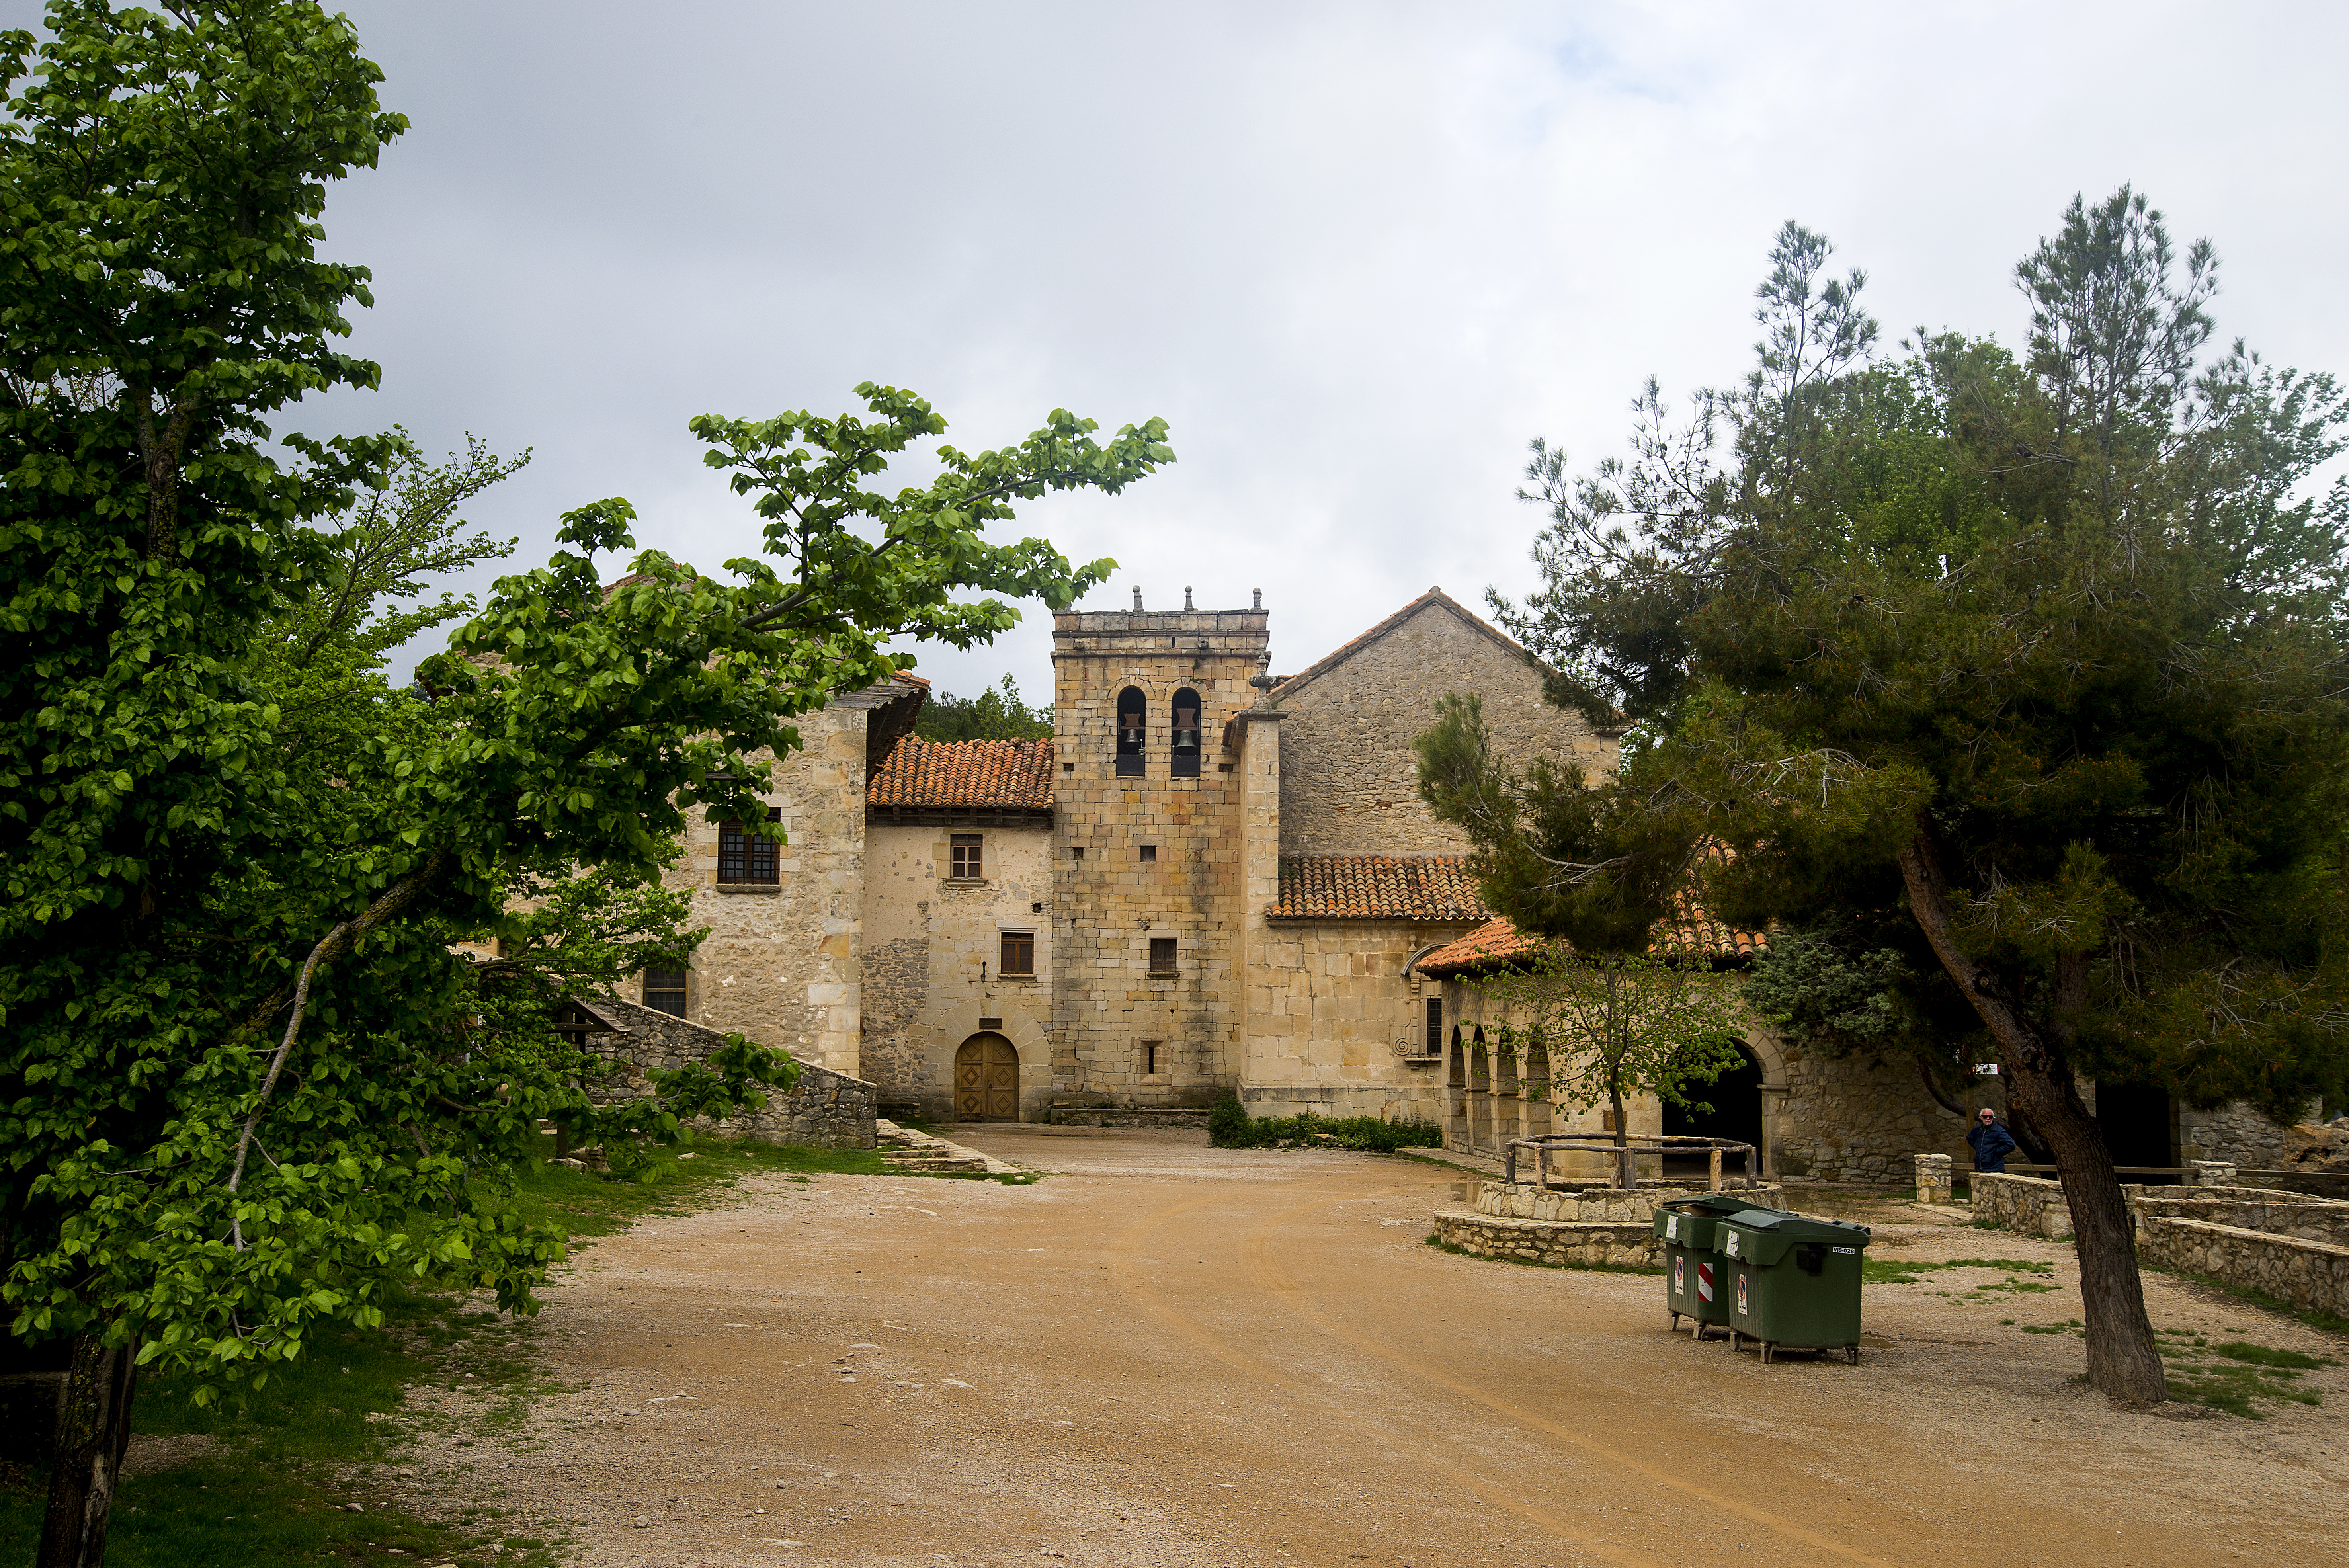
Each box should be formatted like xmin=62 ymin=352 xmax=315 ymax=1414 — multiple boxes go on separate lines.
xmin=1957 ymin=1163 xmax=2349 ymax=1318
xmin=2132 ymin=1187 xmax=2349 ymax=1250
xmin=2134 ymin=1217 xmax=2349 ymax=1319
xmin=574 ymin=994 xmax=877 ymax=1150
xmin=1968 ymin=1172 xmax=2076 ymax=1240
xmin=1434 ymin=1180 xmax=1790 ymax=1271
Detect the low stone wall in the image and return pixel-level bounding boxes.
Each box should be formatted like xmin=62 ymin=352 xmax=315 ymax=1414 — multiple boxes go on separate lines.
xmin=2136 ymin=1217 xmax=2349 ymax=1318
xmin=1434 ymin=1210 xmax=1660 ymax=1269
xmin=1473 ymin=1181 xmax=1785 ymax=1224
xmin=576 ymin=994 xmax=877 ymax=1150
xmin=2131 ymin=1187 xmax=2349 ymax=1250
xmin=1047 ymin=1105 xmax=1212 ymax=1129
xmin=1972 ymin=1173 xmax=2074 ymax=1240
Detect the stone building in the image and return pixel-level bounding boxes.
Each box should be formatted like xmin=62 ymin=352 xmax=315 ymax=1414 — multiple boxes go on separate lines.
xmin=620 ymin=586 xmax=2294 ymax=1181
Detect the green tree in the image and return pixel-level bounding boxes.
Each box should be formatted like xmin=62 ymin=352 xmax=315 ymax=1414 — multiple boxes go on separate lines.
xmin=1468 ymin=938 xmax=1745 ymax=1187
xmin=1422 ymin=197 xmax=2349 ymax=1404
xmin=0 ymin=6 xmax=1170 ymax=1562
xmin=914 ymin=672 xmax=1054 ymax=741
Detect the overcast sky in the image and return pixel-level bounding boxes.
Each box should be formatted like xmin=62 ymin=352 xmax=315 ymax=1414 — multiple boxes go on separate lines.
xmin=156 ymin=1 xmax=2349 ymax=698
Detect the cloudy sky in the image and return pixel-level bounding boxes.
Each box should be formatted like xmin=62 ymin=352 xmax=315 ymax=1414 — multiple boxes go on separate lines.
xmin=197 ymin=0 xmax=2349 ymax=699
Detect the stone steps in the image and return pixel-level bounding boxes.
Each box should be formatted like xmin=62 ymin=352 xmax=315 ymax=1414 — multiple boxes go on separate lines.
xmin=874 ymin=1119 xmax=1026 ymax=1177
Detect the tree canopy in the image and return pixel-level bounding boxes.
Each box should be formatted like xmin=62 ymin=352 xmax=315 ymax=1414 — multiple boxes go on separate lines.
xmin=914 ymin=673 xmax=1055 ymax=742
xmin=1420 ymin=197 xmax=2349 ymax=1402
xmin=0 ymin=4 xmax=1170 ymax=1559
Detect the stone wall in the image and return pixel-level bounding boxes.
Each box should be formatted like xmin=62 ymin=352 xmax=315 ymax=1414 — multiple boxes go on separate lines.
xmin=1972 ymin=1173 xmax=2074 ymax=1240
xmin=2135 ymin=1217 xmax=2349 ymax=1318
xmin=1433 ymin=1210 xmax=1660 ymax=1269
xmin=2177 ymin=1101 xmax=2321 ymax=1168
xmin=1051 ymin=605 xmax=1268 ymax=1111
xmin=1240 ymin=919 xmax=1472 ymax=1123
xmin=1775 ymin=1047 xmax=1975 ymax=1183
xmin=647 ymin=699 xmax=880 ymax=1077
xmin=578 ymin=995 xmax=876 ymax=1149
xmin=1270 ymin=593 xmax=1615 ymax=858
xmin=2132 ymin=1187 xmax=2349 ymax=1250
xmin=862 ymin=818 xmax=1055 ymax=1121
xmin=1472 ymin=1180 xmax=1785 ymax=1224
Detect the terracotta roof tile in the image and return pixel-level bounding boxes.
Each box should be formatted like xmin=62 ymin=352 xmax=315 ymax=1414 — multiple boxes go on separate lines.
xmin=1266 ymin=856 xmax=1492 ymax=922
xmin=1414 ymin=916 xmax=1554 ymax=976
xmin=867 ymin=737 xmax=1054 ymax=811
xmin=1412 ymin=855 xmax=1767 ymax=976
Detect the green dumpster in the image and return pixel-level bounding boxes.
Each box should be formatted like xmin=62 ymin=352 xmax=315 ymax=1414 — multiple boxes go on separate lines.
xmin=1653 ymin=1194 xmax=1779 ymax=1340
xmin=1714 ymin=1209 xmax=1872 ymax=1363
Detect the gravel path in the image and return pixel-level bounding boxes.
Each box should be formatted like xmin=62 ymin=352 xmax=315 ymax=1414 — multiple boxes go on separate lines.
xmin=382 ymin=1128 xmax=2349 ymax=1566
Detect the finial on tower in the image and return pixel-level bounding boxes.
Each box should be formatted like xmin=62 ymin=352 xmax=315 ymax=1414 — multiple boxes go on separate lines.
xmin=1252 ymin=588 xmax=1262 ymax=609
xmin=1183 ymin=585 xmax=1194 ymax=610
xmin=1131 ymin=586 xmax=1142 ymax=611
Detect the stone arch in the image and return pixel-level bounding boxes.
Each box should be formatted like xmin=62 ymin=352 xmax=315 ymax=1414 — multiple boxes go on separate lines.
xmin=919 ymin=997 xmax=1052 ymax=1123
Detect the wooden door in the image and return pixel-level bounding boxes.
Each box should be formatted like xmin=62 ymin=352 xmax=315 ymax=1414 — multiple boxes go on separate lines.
xmin=955 ymin=1034 xmax=1019 ymax=1121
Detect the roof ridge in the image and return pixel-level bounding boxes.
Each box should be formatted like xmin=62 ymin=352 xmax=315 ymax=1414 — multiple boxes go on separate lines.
xmin=1267 ymin=587 xmax=1543 ymax=702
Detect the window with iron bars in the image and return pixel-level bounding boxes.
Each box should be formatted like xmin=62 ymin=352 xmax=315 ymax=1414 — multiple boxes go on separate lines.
xmin=719 ymin=808 xmax=782 ymax=884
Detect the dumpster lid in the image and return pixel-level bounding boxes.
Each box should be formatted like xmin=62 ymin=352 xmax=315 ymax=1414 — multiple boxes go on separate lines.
xmin=1658 ymin=1193 xmax=1781 ymax=1218
xmin=1721 ymin=1210 xmax=1871 ymax=1244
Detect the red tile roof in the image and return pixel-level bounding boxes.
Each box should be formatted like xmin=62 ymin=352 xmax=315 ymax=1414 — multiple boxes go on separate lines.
xmin=1414 ymin=915 xmax=1554 ymax=976
xmin=1412 ymin=861 xmax=1767 ymax=975
xmin=1266 ymin=856 xmax=1492 ymax=922
xmin=867 ymin=737 xmax=1054 ymax=811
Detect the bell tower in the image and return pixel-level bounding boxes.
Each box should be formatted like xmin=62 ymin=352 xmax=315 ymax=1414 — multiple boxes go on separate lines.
xmin=1050 ymin=588 xmax=1271 ymax=1109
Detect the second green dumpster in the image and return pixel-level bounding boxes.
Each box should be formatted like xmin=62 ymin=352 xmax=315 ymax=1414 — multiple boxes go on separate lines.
xmin=1714 ymin=1209 xmax=1871 ymax=1363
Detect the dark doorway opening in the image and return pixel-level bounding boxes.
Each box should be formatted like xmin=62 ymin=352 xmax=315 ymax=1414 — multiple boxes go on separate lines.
xmin=2097 ymin=1080 xmax=2177 ymax=1183
xmin=1662 ymin=1045 xmax=1764 ymax=1177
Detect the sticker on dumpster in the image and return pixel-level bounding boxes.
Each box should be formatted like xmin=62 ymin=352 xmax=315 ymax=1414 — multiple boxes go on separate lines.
xmin=1673 ymin=1256 xmax=1685 ymax=1294
xmin=1697 ymin=1262 xmax=1715 ymax=1303
xmin=1724 ymin=1229 xmax=1740 ymax=1257
xmin=1832 ymin=1246 xmax=1856 ymax=1255
xmin=1667 ymin=1214 xmax=1679 ymax=1241
xmin=1737 ymin=1273 xmax=1749 ymax=1315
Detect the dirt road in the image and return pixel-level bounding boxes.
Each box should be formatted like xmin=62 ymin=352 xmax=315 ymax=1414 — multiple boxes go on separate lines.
xmin=397 ymin=1128 xmax=2347 ymax=1567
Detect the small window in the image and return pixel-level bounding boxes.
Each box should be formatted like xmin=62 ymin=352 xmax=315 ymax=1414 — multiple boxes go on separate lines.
xmin=1143 ymin=1040 xmax=1162 ymax=1075
xmin=1115 ymin=685 xmax=1146 ymax=778
xmin=950 ymin=833 xmax=983 ymax=879
xmin=718 ymin=810 xmax=781 ymax=884
xmin=1149 ymin=937 xmax=1177 ymax=972
xmin=1424 ymin=998 xmax=1443 ymax=1054
xmin=1138 ymin=843 xmax=1157 ymax=863
xmin=1071 ymin=845 xmax=1085 ymax=861
xmin=1171 ymin=687 xmax=1202 ymax=777
xmin=1000 ymin=931 xmax=1035 ymax=976
xmin=643 ymin=969 xmax=688 ymax=1017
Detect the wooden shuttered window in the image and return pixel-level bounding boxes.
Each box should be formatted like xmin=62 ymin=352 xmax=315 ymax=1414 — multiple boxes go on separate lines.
xmin=1000 ymin=930 xmax=1034 ymax=975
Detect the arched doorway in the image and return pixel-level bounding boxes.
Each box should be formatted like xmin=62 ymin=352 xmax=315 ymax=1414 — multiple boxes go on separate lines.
xmin=1663 ymin=1042 xmax=1765 ymax=1177
xmin=954 ymin=1033 xmax=1020 ymax=1121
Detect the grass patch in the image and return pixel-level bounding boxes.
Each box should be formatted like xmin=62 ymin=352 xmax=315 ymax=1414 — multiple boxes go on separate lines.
xmin=1863 ymin=1257 xmax=2054 ymax=1286
xmin=2 ymin=1134 xmax=892 ymax=1565
xmin=1423 ymin=1233 xmax=1662 ymax=1276
xmin=2135 ymin=1258 xmax=2349 ymax=1340
xmin=2211 ymin=1340 xmax=2333 ymax=1369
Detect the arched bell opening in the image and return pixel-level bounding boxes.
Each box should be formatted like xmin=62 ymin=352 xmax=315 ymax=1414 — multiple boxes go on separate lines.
xmin=1115 ymin=685 xmax=1147 ymax=778
xmin=1170 ymin=687 xmax=1202 ymax=777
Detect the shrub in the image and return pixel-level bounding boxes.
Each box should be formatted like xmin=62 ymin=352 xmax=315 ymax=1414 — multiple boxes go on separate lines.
xmin=1206 ymin=1095 xmax=1441 ymax=1152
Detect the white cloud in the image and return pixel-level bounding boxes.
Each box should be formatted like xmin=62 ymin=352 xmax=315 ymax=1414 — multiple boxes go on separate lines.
xmin=277 ymin=0 xmax=2347 ymax=699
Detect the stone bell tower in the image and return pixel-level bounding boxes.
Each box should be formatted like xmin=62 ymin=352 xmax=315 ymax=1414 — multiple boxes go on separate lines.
xmin=1049 ymin=587 xmax=1271 ymax=1107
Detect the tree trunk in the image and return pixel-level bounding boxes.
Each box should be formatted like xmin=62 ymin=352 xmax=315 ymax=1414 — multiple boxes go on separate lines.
xmin=1609 ymin=1086 xmax=1630 ymax=1188
xmin=1896 ymin=821 xmax=2166 ymax=1404
xmin=39 ymin=1334 xmax=138 ymax=1568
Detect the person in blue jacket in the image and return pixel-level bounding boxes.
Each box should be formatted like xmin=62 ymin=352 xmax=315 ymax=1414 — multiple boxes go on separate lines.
xmin=1968 ymin=1107 xmax=2019 ymax=1172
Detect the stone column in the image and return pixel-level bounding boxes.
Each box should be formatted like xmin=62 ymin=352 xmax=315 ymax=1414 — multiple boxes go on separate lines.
xmin=2193 ymin=1160 xmax=2238 ymax=1188
xmin=1913 ymin=1152 xmax=1953 ymax=1205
